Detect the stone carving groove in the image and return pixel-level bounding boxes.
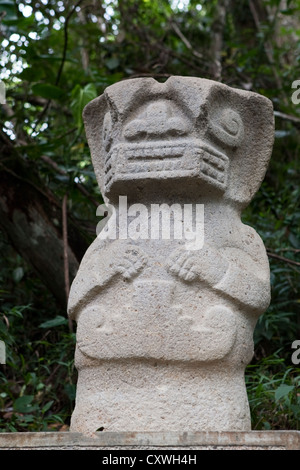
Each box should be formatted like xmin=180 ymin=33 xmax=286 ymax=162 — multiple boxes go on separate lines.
xmin=208 ymin=108 xmax=244 ymax=147
xmin=67 ymin=76 xmax=274 ymax=434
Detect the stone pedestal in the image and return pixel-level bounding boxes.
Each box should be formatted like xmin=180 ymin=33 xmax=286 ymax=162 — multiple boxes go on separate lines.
xmin=67 ymin=77 xmax=274 ymax=434
xmin=0 ymin=431 xmax=299 ymax=450
xmin=71 ymin=362 xmax=250 ymax=433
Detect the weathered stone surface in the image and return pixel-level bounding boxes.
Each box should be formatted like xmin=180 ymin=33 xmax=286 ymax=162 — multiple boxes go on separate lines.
xmin=67 ymin=77 xmax=274 ymax=434
xmin=0 ymin=431 xmax=299 ymax=450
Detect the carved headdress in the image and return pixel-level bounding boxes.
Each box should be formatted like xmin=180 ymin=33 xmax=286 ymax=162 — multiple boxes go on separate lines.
xmin=83 ymin=77 xmax=274 ymax=207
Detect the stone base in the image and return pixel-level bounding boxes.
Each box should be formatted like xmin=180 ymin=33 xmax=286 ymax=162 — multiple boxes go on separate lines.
xmin=0 ymin=431 xmax=299 ymax=450
xmin=71 ymin=361 xmax=251 ymax=434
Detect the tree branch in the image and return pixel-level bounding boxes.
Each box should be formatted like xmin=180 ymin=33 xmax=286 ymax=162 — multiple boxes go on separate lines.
xmin=274 ymin=110 xmax=300 ymax=125
xmin=248 ymin=0 xmax=288 ymax=106
xmin=170 ymin=21 xmax=203 ymax=59
xmin=40 ymin=154 xmax=100 ymax=207
xmin=34 ymin=0 xmax=85 ymax=130
xmin=55 ymin=0 xmax=85 ymax=86
xmin=62 ymin=193 xmax=73 ymax=331
xmin=209 ymin=0 xmax=230 ymax=80
xmin=0 ymin=166 xmax=82 ymax=307
xmin=267 ymin=251 xmax=300 ymax=267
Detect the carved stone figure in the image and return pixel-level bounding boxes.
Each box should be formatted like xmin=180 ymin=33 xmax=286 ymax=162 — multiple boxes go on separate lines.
xmin=68 ymin=77 xmax=274 ymax=434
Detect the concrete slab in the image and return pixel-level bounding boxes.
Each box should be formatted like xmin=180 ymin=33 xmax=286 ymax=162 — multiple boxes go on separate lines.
xmin=0 ymin=431 xmax=299 ymax=450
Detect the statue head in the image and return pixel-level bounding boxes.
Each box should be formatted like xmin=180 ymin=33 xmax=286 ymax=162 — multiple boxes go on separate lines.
xmin=83 ymin=77 xmax=274 ymax=207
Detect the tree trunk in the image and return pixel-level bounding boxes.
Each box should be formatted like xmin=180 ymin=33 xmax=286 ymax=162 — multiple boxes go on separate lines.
xmin=210 ymin=0 xmax=230 ymax=80
xmin=0 ymin=152 xmax=89 ymax=308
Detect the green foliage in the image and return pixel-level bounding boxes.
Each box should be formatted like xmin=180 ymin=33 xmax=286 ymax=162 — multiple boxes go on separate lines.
xmin=0 ymin=305 xmax=76 ymax=432
xmin=70 ymin=83 xmax=97 ymax=128
xmin=246 ymin=354 xmax=300 ymax=430
xmin=0 ymin=240 xmax=76 ymax=431
xmin=0 ymin=0 xmax=300 ymax=431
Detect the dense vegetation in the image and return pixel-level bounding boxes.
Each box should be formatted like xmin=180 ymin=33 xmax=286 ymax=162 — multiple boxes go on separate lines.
xmin=0 ymin=0 xmax=299 ymax=431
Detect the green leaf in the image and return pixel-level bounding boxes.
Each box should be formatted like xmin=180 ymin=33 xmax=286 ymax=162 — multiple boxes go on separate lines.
xmin=274 ymin=384 xmax=294 ymax=402
xmin=20 ymin=67 xmax=45 ymax=82
xmin=2 ymin=15 xmax=34 ymax=28
xmin=39 ymin=315 xmax=68 ymax=329
xmin=39 ymin=315 xmax=68 ymax=328
xmin=0 ymin=1 xmax=18 ymax=21
xmin=105 ymin=57 xmax=120 ymax=70
xmin=280 ymin=9 xmax=296 ymax=15
xmin=14 ymin=395 xmax=39 ymax=413
xmin=13 ymin=267 xmax=24 ymax=283
xmin=42 ymin=400 xmax=54 ymax=414
xmin=32 ymin=83 xmax=64 ymax=100
xmin=288 ymin=232 xmax=300 ymax=249
xmin=64 ymin=383 xmax=76 ymax=401
xmin=70 ymin=83 xmax=97 ymax=127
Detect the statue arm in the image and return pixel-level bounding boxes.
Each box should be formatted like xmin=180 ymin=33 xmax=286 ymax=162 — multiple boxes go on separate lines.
xmin=214 ymin=250 xmax=270 ymax=312
xmin=167 ymin=230 xmax=270 ymax=313
xmin=68 ymin=238 xmax=147 ymax=320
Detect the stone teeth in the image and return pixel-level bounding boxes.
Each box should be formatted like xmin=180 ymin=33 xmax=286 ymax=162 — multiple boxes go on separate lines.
xmin=125 ymin=144 xmax=186 ymax=160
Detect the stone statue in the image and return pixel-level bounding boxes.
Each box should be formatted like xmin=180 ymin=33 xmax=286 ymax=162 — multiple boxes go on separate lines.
xmin=67 ymin=77 xmax=274 ymax=434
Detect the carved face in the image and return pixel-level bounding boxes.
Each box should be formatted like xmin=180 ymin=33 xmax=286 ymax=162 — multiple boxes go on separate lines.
xmin=83 ymin=77 xmax=274 ymax=207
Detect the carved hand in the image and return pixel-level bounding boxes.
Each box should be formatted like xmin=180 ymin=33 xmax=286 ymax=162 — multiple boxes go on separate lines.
xmin=167 ymin=245 xmax=229 ymax=286
xmin=114 ymin=245 xmax=147 ymax=280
